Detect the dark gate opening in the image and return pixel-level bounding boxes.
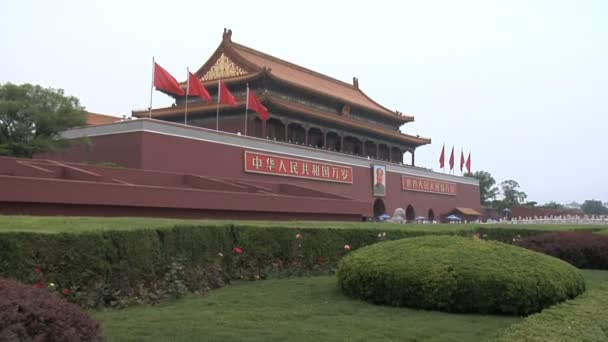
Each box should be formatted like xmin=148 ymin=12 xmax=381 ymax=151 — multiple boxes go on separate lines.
xmin=428 ymin=209 xmax=435 ymax=222
xmin=406 ymin=205 xmax=415 ymax=222
xmin=373 ymin=198 xmax=386 ymax=218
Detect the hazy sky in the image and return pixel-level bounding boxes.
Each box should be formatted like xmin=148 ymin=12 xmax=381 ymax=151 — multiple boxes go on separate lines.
xmin=2 ymin=0 xmax=607 ymax=204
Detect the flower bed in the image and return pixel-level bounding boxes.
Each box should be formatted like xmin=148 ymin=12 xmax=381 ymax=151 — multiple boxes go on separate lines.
xmin=0 ymin=225 xmax=435 ymax=308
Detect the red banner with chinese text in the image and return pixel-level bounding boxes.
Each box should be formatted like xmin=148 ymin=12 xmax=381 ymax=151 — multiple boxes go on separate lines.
xmin=401 ymin=176 xmax=456 ymax=196
xmin=244 ymin=151 xmax=353 ymax=184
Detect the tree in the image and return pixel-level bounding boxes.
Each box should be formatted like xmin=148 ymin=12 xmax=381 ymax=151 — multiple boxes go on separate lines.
xmin=565 ymin=201 xmax=581 ymax=209
xmin=581 ymin=200 xmax=608 ymax=215
xmin=542 ymin=201 xmax=565 ymax=210
xmin=0 ymin=83 xmax=87 ymax=158
xmin=468 ymin=171 xmax=499 ymax=206
xmin=521 ymin=201 xmax=538 ymax=208
xmin=500 ymin=180 xmax=527 ymax=209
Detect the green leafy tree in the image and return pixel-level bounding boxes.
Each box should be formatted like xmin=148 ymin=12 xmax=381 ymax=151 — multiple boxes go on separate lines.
xmin=542 ymin=201 xmax=565 ymax=210
xmin=581 ymin=200 xmax=608 ymax=215
xmin=0 ymin=83 xmax=87 ymax=158
xmin=521 ymin=201 xmax=538 ymax=208
xmin=499 ymin=180 xmax=527 ymax=210
xmin=468 ymin=171 xmax=499 ymax=206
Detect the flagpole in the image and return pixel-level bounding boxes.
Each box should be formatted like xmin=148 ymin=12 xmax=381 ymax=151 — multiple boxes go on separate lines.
xmin=245 ymin=83 xmax=249 ymax=136
xmin=184 ymin=67 xmax=190 ymax=125
xmin=451 ymin=146 xmax=455 ymax=175
xmin=442 ymin=142 xmax=445 ymax=174
xmin=149 ymin=57 xmax=155 ymax=119
xmin=216 ymin=80 xmax=220 ymax=130
xmin=460 ymin=147 xmax=463 ymax=175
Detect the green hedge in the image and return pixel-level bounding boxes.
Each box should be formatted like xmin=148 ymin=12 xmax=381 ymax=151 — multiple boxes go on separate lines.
xmin=0 ymin=221 xmax=595 ymax=309
xmin=337 ymin=236 xmax=586 ymax=315
xmin=0 ymin=225 xmax=444 ymax=308
xmin=492 ymin=285 xmax=608 ymax=341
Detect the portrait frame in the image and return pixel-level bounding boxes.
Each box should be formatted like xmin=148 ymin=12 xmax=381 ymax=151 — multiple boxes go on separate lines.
xmin=372 ymin=164 xmax=386 ymax=197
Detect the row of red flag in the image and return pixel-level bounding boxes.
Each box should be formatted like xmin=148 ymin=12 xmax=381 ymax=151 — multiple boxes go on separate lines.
xmin=153 ymin=62 xmax=269 ymax=120
xmin=439 ymin=144 xmax=471 ymax=174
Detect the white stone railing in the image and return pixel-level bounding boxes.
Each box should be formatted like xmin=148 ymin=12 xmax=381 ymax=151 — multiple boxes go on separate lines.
xmin=482 ymin=215 xmax=608 ymax=225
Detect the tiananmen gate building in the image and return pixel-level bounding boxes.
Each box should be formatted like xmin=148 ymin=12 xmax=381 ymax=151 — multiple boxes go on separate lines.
xmin=0 ymin=29 xmax=480 ymax=222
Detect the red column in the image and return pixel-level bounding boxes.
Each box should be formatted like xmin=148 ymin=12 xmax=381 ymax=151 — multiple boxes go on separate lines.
xmin=262 ymin=120 xmax=267 ymax=138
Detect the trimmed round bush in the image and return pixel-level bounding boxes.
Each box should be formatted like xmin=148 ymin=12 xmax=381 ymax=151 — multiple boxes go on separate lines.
xmin=0 ymin=277 xmax=103 ymax=341
xmin=516 ymin=232 xmax=608 ymax=269
xmin=337 ymin=236 xmax=585 ymax=315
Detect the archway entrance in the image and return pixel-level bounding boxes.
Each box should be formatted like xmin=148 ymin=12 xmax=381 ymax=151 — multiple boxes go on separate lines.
xmin=406 ymin=205 xmax=415 ymax=222
xmin=428 ymin=209 xmax=435 ymax=222
xmin=373 ymin=198 xmax=386 ymax=218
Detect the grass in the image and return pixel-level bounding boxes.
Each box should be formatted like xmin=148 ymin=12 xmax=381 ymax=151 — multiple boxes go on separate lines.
xmin=494 ymin=283 xmax=608 ymax=341
xmin=580 ymin=269 xmax=608 ymax=288
xmin=94 ymin=276 xmax=520 ymax=342
xmin=0 ymin=215 xmax=220 ymax=233
xmin=95 ymin=270 xmax=608 ymax=342
xmin=0 ymin=215 xmax=605 ymax=234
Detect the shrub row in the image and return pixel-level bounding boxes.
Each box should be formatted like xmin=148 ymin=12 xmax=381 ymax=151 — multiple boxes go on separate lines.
xmin=337 ymin=236 xmax=585 ymax=315
xmin=516 ymin=232 xmax=608 ymax=269
xmin=0 ymin=223 xmax=591 ymax=309
xmin=0 ymin=225 xmax=442 ymax=308
xmin=492 ymin=285 xmax=608 ymax=341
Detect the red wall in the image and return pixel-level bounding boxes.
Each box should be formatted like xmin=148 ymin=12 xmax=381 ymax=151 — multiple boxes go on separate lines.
xmin=139 ymin=132 xmax=480 ymax=218
xmin=38 ymin=133 xmax=143 ymax=169
xmin=43 ymin=130 xmax=480 ymax=219
xmin=0 ymin=156 xmax=368 ymax=220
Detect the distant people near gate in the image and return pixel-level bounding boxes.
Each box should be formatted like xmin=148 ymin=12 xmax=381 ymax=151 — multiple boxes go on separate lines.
xmin=373 ymin=165 xmax=386 ymax=197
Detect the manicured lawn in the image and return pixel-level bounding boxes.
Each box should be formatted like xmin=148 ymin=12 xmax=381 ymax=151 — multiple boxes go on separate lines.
xmin=94 ymin=276 xmax=520 ymax=342
xmin=0 ymin=215 xmax=220 ymax=233
xmin=1 ymin=215 xmax=605 ymax=234
xmin=94 ymin=270 xmax=608 ymax=342
xmin=581 ymin=269 xmax=608 ymax=288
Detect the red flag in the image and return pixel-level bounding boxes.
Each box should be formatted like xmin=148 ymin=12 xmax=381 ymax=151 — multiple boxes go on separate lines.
xmin=460 ymin=149 xmax=465 ymax=172
xmin=248 ymin=90 xmax=269 ymax=120
xmin=449 ymin=146 xmax=455 ymax=171
xmin=439 ymin=144 xmax=445 ymax=168
xmin=465 ymin=152 xmax=471 ymax=174
xmin=219 ymin=80 xmax=237 ymax=107
xmin=154 ymin=63 xmax=185 ymax=96
xmin=188 ymin=72 xmax=211 ymax=103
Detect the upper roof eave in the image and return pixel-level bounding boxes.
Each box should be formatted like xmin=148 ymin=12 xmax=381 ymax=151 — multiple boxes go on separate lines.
xmin=267 ymin=96 xmax=430 ymax=146
xmin=211 ymin=31 xmax=412 ymax=123
xmin=264 ymin=73 xmax=414 ymax=124
xmin=131 ymin=95 xmax=430 ymax=146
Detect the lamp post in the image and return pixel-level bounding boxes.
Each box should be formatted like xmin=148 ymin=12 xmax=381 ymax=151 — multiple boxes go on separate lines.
xmin=503 ymin=208 xmax=512 ymax=221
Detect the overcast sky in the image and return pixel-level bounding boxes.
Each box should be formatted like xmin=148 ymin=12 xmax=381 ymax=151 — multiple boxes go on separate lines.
xmin=2 ymin=0 xmax=607 ymax=204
